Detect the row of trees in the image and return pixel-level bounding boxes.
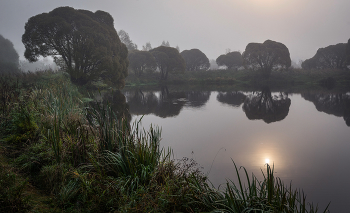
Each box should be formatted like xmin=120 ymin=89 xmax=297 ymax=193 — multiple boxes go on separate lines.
xmin=118 ymin=28 xmax=294 ymax=79
xmin=128 ymin=46 xmax=186 ymax=80
xmin=2 ymin=6 xmax=349 ymax=87
xmin=216 ymin=40 xmax=292 ymax=78
xmin=127 ymin=39 xmax=292 ymax=79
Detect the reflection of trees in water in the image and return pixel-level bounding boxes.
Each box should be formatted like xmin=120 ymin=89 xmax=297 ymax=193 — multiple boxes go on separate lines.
xmin=217 ymin=91 xmax=246 ymax=107
xmin=125 ymin=87 xmax=211 ymax=118
xmin=186 ymin=91 xmax=211 ymax=108
xmin=155 ymin=86 xmax=186 ymax=118
xmin=100 ymin=90 xmax=131 ymax=121
xmin=302 ymin=93 xmax=350 ymax=126
xmin=127 ymin=89 xmax=158 ymax=116
xmin=242 ymin=87 xmax=291 ymax=123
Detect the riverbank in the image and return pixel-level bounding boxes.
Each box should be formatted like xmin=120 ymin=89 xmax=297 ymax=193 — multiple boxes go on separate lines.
xmin=0 ymin=70 xmax=330 ymax=212
xmin=125 ymin=68 xmax=350 ymax=91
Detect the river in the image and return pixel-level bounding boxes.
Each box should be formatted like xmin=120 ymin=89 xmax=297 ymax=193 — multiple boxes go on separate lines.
xmin=119 ymin=86 xmax=350 ymax=212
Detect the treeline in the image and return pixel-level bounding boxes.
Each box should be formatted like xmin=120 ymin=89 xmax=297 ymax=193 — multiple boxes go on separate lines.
xmin=120 ymin=29 xmax=350 ymax=82
xmin=123 ymin=34 xmax=293 ymax=79
xmin=1 ymin=6 xmax=350 ymax=88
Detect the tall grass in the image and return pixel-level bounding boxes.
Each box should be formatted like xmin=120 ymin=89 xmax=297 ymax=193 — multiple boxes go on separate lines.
xmin=0 ymin=70 xmax=331 ymax=212
xmin=188 ymin=161 xmax=330 ymax=213
xmin=85 ymin=99 xmax=171 ymax=186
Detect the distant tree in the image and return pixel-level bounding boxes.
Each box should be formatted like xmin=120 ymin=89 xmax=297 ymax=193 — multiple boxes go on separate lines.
xmin=301 ymin=58 xmax=318 ymax=70
xmin=242 ymin=40 xmax=291 ymax=78
xmin=346 ymin=39 xmax=350 ymax=66
xmin=128 ymin=50 xmax=157 ymax=77
xmin=22 ymin=7 xmax=128 ymax=88
xmin=317 ymin=43 xmax=347 ymax=69
xmin=302 ymin=43 xmax=347 ymax=70
xmin=0 ymin=34 xmax=20 ymax=74
xmin=161 ymin=41 xmax=170 ymax=47
xmin=142 ymin=42 xmax=152 ymax=51
xmin=150 ymin=46 xmax=185 ymax=80
xmin=180 ymin=49 xmax=210 ymax=71
xmin=216 ymin=51 xmax=243 ymax=70
xmin=176 ymin=45 xmax=180 ymax=52
xmin=118 ymin=30 xmax=138 ymax=51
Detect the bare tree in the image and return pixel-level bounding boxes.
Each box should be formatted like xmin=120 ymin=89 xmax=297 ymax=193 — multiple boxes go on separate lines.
xmin=118 ymin=30 xmax=138 ymax=51
xmin=142 ymin=42 xmax=152 ymax=51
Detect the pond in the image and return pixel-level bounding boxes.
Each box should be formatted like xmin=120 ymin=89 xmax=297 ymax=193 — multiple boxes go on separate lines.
xmin=119 ymin=86 xmax=350 ymax=212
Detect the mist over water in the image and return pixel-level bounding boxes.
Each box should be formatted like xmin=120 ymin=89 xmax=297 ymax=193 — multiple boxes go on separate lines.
xmin=122 ymin=86 xmax=350 ymax=212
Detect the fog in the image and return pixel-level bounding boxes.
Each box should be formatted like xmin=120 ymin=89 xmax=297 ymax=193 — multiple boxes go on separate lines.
xmin=1 ymin=0 xmax=349 ymax=62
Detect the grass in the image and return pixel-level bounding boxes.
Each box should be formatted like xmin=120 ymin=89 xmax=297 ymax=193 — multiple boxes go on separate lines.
xmin=125 ymin=68 xmax=350 ymax=91
xmin=0 ymin=70 xmax=331 ymax=212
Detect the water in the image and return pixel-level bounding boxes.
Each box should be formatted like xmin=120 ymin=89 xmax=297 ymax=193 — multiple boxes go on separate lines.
xmin=121 ymin=86 xmax=350 ymax=212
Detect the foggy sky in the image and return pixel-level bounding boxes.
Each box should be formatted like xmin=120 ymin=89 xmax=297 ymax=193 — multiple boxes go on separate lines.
xmin=1 ymin=0 xmax=349 ymax=63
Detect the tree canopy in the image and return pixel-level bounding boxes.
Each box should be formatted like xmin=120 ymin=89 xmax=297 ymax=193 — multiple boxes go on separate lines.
xmin=180 ymin=49 xmax=210 ymax=71
xmin=128 ymin=50 xmax=157 ymax=77
xmin=216 ymin=51 xmax=243 ymax=70
xmin=301 ymin=58 xmax=317 ymax=70
xmin=22 ymin=7 xmax=128 ymax=88
xmin=302 ymin=43 xmax=347 ymax=70
xmin=0 ymin=34 xmax=19 ymax=74
xmin=118 ymin=30 xmax=138 ymax=51
xmin=150 ymin=46 xmax=185 ymax=80
xmin=242 ymin=40 xmax=291 ymax=78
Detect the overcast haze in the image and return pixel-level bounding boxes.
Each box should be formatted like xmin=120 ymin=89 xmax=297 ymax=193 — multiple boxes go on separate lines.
xmin=1 ymin=0 xmax=349 ymax=62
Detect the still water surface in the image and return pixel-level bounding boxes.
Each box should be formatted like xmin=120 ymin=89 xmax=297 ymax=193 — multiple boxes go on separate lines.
xmin=121 ymin=87 xmax=350 ymax=212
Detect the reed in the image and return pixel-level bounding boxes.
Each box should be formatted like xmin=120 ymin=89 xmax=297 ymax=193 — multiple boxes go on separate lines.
xmin=188 ymin=160 xmax=330 ymax=213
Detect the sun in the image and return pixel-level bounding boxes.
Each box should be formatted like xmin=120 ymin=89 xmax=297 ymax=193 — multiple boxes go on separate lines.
xmin=249 ymin=0 xmax=289 ymax=10
xmin=265 ymin=158 xmax=270 ymax=164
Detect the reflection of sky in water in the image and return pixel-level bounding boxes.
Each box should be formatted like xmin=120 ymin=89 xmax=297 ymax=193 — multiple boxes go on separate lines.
xmin=128 ymin=92 xmax=350 ymax=212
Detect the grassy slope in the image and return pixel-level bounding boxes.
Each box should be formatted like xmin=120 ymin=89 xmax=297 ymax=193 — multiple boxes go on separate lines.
xmin=0 ymin=151 xmax=58 ymax=212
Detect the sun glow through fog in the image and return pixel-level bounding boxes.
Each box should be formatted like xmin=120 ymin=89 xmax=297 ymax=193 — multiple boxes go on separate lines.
xmin=247 ymin=0 xmax=294 ymax=12
xmin=265 ymin=158 xmax=270 ymax=164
